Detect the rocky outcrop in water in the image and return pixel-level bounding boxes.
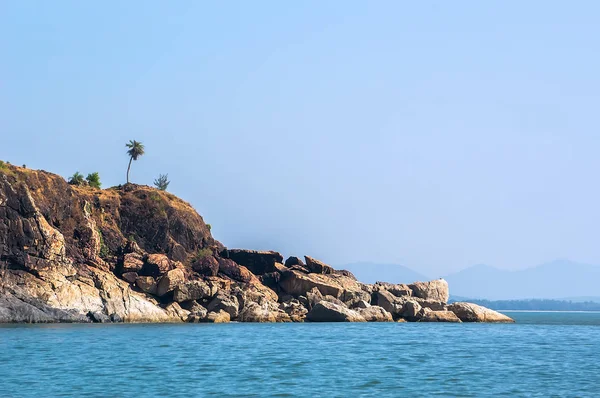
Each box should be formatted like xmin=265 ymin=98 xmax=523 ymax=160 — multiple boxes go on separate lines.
xmin=0 ymin=164 xmax=514 ymax=324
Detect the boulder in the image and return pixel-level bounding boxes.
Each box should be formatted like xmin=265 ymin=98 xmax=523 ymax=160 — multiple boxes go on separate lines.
xmin=279 ymin=299 xmax=308 ymax=322
xmin=164 ymin=302 xmax=190 ymax=321
xmin=207 ymin=293 xmax=239 ymax=319
xmin=341 ymin=288 xmax=372 ymax=308
xmin=222 ymin=249 xmax=283 ymax=275
xmin=400 ymin=300 xmax=422 ymax=321
xmin=420 ymin=310 xmax=462 ymax=323
xmin=135 ymin=276 xmax=157 ymax=295
xmin=217 ymin=258 xmax=254 ymax=283
xmin=373 ymin=289 xmax=402 ymax=315
xmin=156 ymin=268 xmax=185 ymax=297
xmin=359 ymin=306 xmax=393 ymax=322
xmin=279 ymin=270 xmax=343 ymax=298
xmin=121 ymin=253 xmax=144 ymax=273
xmin=448 ymin=302 xmax=515 ymax=323
xmin=335 ymin=269 xmax=357 ymax=280
xmin=121 ymin=272 xmax=138 ymax=284
xmin=409 ymin=279 xmax=449 ymax=303
xmin=354 ymin=300 xmax=371 ymax=309
xmin=87 ymin=311 xmax=110 ymax=323
xmin=180 ymin=301 xmax=208 ymax=317
xmin=375 ymin=282 xmax=412 ymax=297
xmin=141 ymin=254 xmax=172 ymax=277
xmin=173 ymin=280 xmax=215 ymax=302
xmin=191 ymin=255 xmax=219 ymax=276
xmin=304 ymin=256 xmax=335 ymax=274
xmin=306 ymin=301 xmax=366 ymax=322
xmin=284 ymin=256 xmax=305 ymax=267
xmin=205 ymin=310 xmax=230 ymax=323
xmin=238 ymin=302 xmax=290 ymax=322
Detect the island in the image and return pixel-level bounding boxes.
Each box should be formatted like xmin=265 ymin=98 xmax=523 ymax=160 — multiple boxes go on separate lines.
xmin=0 ymin=164 xmax=513 ymax=324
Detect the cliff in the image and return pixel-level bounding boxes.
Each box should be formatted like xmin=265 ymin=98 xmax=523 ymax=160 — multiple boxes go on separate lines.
xmin=0 ymin=164 xmax=513 ymax=323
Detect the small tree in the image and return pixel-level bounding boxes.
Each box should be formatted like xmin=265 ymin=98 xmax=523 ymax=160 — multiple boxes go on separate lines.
xmin=68 ymin=172 xmax=85 ymax=185
xmin=86 ymin=172 xmax=101 ymax=188
xmin=154 ymin=174 xmax=170 ymax=191
xmin=125 ymin=140 xmax=145 ymax=184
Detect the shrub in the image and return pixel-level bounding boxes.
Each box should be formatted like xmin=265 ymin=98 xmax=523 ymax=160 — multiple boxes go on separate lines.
xmin=68 ymin=172 xmax=85 ymax=185
xmin=86 ymin=172 xmax=101 ymax=188
xmin=154 ymin=174 xmax=170 ymax=191
xmin=194 ymin=248 xmax=212 ymax=262
xmin=206 ymin=224 xmax=212 ymax=231
xmin=0 ymin=161 xmax=6 ymax=169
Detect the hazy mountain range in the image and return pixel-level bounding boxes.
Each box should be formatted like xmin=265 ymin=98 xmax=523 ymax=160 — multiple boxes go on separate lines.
xmin=339 ymin=259 xmax=600 ymax=301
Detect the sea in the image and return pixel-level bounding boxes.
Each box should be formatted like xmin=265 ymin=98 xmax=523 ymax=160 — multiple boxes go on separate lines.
xmin=1 ymin=311 xmax=599 ymax=397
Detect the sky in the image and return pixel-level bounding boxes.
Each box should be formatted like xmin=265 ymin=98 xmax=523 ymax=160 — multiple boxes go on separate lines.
xmin=1 ymin=1 xmax=599 ymax=277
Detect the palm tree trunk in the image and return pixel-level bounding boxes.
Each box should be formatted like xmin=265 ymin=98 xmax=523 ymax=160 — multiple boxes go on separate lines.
xmin=126 ymin=157 xmax=133 ymax=184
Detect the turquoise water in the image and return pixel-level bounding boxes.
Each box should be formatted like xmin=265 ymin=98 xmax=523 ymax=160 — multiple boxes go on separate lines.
xmin=1 ymin=312 xmax=599 ymax=397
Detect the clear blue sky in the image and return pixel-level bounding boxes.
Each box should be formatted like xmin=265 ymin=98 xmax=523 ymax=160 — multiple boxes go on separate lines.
xmin=2 ymin=1 xmax=599 ymax=276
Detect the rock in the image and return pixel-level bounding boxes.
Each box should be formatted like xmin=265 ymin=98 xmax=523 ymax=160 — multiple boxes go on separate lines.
xmin=420 ymin=310 xmax=462 ymax=323
xmin=217 ymin=258 xmax=254 ymax=283
xmin=205 ymin=310 xmax=230 ymax=323
xmin=222 ymin=249 xmax=283 ymax=275
xmin=156 ymin=268 xmax=185 ymax=297
xmin=375 ymin=282 xmax=412 ymax=297
xmin=306 ymin=301 xmax=366 ymax=322
xmin=121 ymin=272 xmax=138 ymax=284
xmin=335 ymin=269 xmax=357 ymax=280
xmin=180 ymin=300 xmax=207 ymax=316
xmin=173 ymin=280 xmax=214 ymax=302
xmin=304 ymin=256 xmax=335 ymax=274
xmin=207 ymin=293 xmax=239 ymax=319
xmin=341 ymin=288 xmax=371 ymax=308
xmin=164 ymin=302 xmax=190 ymax=321
xmin=373 ymin=290 xmax=402 ymax=315
xmin=238 ymin=302 xmax=290 ymax=322
xmin=279 ymin=299 xmax=308 ymax=322
xmin=359 ymin=306 xmax=393 ymax=322
xmin=409 ymin=279 xmax=449 ymax=303
xmin=448 ymin=302 xmax=515 ymax=323
xmin=87 ymin=311 xmax=111 ymax=323
xmin=121 ymin=253 xmax=144 ymax=273
xmin=354 ymin=300 xmax=371 ymax=309
xmin=191 ymin=255 xmax=219 ymax=276
xmin=400 ymin=300 xmax=422 ymax=321
xmin=321 ymin=295 xmax=346 ymax=307
xmin=142 ymin=254 xmax=172 ymax=277
xmin=284 ymin=256 xmax=305 ymax=267
xmin=135 ymin=276 xmax=157 ymax=295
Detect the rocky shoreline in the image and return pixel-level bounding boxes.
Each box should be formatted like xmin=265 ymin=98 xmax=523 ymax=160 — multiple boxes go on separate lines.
xmin=0 ymin=164 xmax=513 ymax=324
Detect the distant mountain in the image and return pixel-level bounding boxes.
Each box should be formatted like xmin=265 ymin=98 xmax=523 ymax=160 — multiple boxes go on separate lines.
xmin=338 ymin=262 xmax=430 ymax=284
xmin=444 ymin=259 xmax=600 ymax=300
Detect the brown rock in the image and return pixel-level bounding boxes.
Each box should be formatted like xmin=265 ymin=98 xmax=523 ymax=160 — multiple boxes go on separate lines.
xmin=205 ymin=310 xmax=230 ymax=323
xmin=448 ymin=302 xmax=515 ymax=323
xmin=135 ymin=276 xmax=157 ymax=295
xmin=359 ymin=306 xmax=393 ymax=322
xmin=156 ymin=268 xmax=185 ymax=297
xmin=218 ymin=258 xmax=254 ymax=283
xmin=284 ymin=256 xmax=305 ymax=267
xmin=207 ymin=293 xmax=239 ymax=319
xmin=121 ymin=253 xmax=144 ymax=273
xmin=164 ymin=302 xmax=190 ymax=321
xmin=173 ymin=280 xmax=215 ymax=302
xmin=238 ymin=302 xmax=290 ymax=322
xmin=304 ymin=256 xmax=335 ymax=274
xmin=223 ymin=249 xmax=283 ymax=275
xmin=142 ymin=253 xmax=172 ymax=277
xmin=306 ymin=301 xmax=366 ymax=322
xmin=191 ymin=255 xmax=219 ymax=276
xmin=409 ymin=279 xmax=449 ymax=303
xmin=420 ymin=310 xmax=462 ymax=323
xmin=121 ymin=272 xmax=138 ymax=284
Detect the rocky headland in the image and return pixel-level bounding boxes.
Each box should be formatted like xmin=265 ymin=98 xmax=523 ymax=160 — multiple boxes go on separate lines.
xmin=0 ymin=164 xmax=514 ymax=324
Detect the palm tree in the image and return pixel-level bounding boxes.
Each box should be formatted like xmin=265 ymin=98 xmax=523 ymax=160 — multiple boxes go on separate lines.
xmin=125 ymin=140 xmax=145 ymax=184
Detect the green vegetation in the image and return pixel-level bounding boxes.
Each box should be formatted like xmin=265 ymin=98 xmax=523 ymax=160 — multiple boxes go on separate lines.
xmin=86 ymin=172 xmax=101 ymax=188
xmin=194 ymin=248 xmax=212 ymax=262
xmin=0 ymin=160 xmax=6 ymax=169
xmin=68 ymin=172 xmax=85 ymax=185
xmin=125 ymin=139 xmax=145 ymax=184
xmin=154 ymin=174 xmax=170 ymax=191
xmin=97 ymin=229 xmax=109 ymax=258
xmin=206 ymin=224 xmax=212 ymax=231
